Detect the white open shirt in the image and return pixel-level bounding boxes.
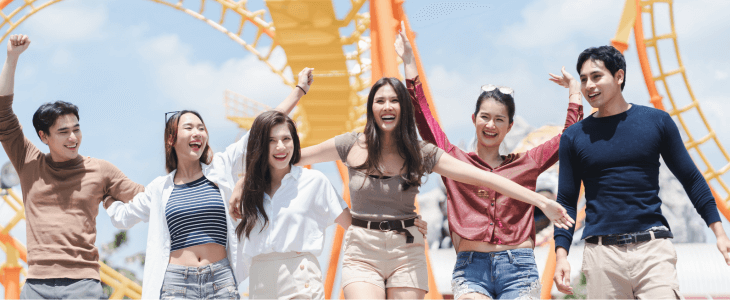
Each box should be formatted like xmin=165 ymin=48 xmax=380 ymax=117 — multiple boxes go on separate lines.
xmin=242 ymin=165 xmax=348 ymax=258
xmin=107 ymin=133 xmax=249 ymax=300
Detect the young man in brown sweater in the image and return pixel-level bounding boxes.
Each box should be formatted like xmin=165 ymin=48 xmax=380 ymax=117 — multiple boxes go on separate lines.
xmin=0 ymin=34 xmax=144 ymax=299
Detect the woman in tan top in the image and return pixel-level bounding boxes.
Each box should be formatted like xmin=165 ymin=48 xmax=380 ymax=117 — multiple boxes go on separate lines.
xmin=299 ymin=75 xmax=575 ymax=298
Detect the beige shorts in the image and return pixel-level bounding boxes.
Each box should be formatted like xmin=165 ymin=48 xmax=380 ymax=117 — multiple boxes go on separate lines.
xmin=582 ymin=236 xmax=682 ymax=299
xmin=341 ymin=225 xmax=429 ymax=292
xmin=249 ymin=252 xmax=324 ymax=300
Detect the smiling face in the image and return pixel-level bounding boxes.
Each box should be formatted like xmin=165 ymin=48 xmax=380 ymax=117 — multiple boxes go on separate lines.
xmin=371 ymin=84 xmax=401 ymax=133
xmin=39 ymin=114 xmax=82 ymax=162
xmin=172 ymin=113 xmax=208 ymax=164
xmin=580 ymin=59 xmax=624 ymax=110
xmin=472 ymin=98 xmax=513 ymax=150
xmin=267 ymin=123 xmax=294 ymax=172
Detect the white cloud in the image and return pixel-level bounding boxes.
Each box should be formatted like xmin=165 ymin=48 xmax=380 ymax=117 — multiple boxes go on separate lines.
xmin=22 ymin=1 xmax=108 ymax=43
xmin=497 ymin=0 xmax=623 ymax=49
xmin=716 ymin=71 xmax=729 ymax=81
xmin=137 ymin=34 xmax=291 ymax=132
xmin=674 ymin=0 xmax=730 ymax=41
xmin=49 ymin=48 xmax=76 ymax=69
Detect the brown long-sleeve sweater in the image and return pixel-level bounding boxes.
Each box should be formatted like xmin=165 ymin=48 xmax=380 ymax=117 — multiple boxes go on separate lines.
xmin=0 ymin=94 xmax=144 ymax=280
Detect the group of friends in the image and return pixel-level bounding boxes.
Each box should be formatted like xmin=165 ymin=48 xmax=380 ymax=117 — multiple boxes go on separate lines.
xmin=2 ymin=20 xmax=729 ymax=300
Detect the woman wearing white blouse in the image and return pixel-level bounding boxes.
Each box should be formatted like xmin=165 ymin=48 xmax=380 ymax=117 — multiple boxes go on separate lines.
xmin=229 ymin=110 xmax=427 ymax=299
xmin=105 ymin=69 xmax=314 ymax=299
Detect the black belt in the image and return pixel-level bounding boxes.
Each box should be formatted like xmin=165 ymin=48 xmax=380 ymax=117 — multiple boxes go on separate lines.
xmin=586 ymin=230 xmax=673 ymax=246
xmin=351 ymin=217 xmax=417 ymax=243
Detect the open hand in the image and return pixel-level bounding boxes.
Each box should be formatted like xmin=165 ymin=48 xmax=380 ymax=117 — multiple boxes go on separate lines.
xmin=394 ymin=21 xmax=414 ymax=62
xmin=542 ymin=199 xmax=575 ymax=230
xmin=297 ymin=67 xmax=314 ymax=94
xmin=549 ymin=66 xmax=580 ymax=92
xmin=7 ymin=34 xmax=30 ymax=58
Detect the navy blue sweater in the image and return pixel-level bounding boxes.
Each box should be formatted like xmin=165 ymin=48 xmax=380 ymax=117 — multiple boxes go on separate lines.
xmin=554 ymin=104 xmax=721 ymax=252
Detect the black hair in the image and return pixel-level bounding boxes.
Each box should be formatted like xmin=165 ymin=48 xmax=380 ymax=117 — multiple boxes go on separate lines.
xmin=164 ymin=110 xmax=213 ymax=173
xmin=473 ymin=90 xmax=515 ymax=124
xmin=576 ymin=46 xmax=627 ymax=91
xmin=32 ymin=101 xmax=80 ymax=138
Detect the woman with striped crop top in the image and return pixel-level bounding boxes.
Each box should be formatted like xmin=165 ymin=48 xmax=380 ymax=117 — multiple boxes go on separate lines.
xmin=105 ymin=68 xmax=315 ymax=299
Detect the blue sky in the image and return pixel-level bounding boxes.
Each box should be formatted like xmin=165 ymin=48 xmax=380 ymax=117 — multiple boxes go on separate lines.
xmin=0 ymin=0 xmax=728 ymax=293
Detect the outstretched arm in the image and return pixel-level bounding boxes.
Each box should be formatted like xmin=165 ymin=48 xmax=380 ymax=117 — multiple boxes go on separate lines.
xmin=274 ymin=67 xmax=314 ymax=115
xmin=298 ymin=137 xmax=340 ymax=166
xmin=432 ymin=152 xmax=575 ymax=229
xmin=0 ymin=35 xmax=30 ymax=96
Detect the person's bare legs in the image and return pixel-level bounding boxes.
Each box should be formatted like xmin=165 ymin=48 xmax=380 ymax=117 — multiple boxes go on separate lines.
xmin=344 ymin=282 xmax=386 ymax=299
xmin=386 ymin=287 xmax=426 ymax=299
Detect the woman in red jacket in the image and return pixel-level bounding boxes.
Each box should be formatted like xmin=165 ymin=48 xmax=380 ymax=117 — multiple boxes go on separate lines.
xmin=395 ymin=24 xmax=583 ymax=299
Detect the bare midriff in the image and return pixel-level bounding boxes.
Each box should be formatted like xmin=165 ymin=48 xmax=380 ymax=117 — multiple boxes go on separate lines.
xmin=453 ymin=232 xmax=534 ymax=253
xmin=169 ymin=243 xmax=227 ymax=267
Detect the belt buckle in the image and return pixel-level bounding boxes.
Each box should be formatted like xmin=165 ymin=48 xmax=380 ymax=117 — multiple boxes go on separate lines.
xmin=378 ymin=221 xmax=391 ymax=231
xmin=616 ymin=234 xmax=636 ymax=245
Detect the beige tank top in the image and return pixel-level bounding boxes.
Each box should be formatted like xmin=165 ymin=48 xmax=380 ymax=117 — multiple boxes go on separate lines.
xmin=334 ymin=132 xmax=444 ymax=221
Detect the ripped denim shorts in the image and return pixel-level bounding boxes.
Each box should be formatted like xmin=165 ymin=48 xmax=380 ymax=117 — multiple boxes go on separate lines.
xmin=451 ymin=249 xmax=541 ymax=300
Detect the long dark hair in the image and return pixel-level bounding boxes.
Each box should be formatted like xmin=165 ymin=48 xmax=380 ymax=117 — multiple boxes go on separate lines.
xmin=164 ymin=110 xmax=213 ymax=173
xmin=355 ymin=77 xmax=424 ymax=190
xmin=235 ymin=110 xmax=301 ymax=240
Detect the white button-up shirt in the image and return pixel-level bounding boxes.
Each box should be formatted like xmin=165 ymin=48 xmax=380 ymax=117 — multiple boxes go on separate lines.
xmin=242 ymin=166 xmax=348 ymax=257
xmin=106 ymin=133 xmax=250 ymax=300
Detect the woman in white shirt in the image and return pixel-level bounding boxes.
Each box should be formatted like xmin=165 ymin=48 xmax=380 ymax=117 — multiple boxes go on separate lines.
xmin=229 ymin=110 xmax=428 ymax=299
xmin=105 ymin=68 xmax=314 ymax=299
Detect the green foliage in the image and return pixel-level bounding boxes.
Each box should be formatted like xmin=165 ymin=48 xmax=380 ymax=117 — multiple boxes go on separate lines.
xmin=99 ymin=230 xmax=144 ymax=299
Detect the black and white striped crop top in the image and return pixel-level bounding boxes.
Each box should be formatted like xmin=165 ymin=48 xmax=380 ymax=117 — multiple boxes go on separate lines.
xmin=165 ymin=176 xmax=227 ymax=252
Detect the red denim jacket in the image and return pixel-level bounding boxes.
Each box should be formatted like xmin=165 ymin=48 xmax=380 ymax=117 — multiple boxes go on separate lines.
xmin=407 ymin=76 xmax=583 ymax=245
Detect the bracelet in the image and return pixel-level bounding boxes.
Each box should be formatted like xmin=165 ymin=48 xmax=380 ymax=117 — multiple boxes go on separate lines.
xmin=296 ymin=85 xmax=307 ymax=95
xmin=569 ymin=92 xmax=581 ymax=98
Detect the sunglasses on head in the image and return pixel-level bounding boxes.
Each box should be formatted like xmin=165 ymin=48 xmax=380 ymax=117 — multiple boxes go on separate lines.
xmin=481 ymin=84 xmax=514 ymax=96
xmin=165 ymin=111 xmax=180 ymax=123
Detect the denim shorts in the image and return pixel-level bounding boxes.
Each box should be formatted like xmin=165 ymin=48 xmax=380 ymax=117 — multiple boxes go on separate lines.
xmin=451 ymin=249 xmax=541 ymax=300
xmin=160 ymin=257 xmax=241 ymax=300
xmin=20 ymin=278 xmax=103 ymax=299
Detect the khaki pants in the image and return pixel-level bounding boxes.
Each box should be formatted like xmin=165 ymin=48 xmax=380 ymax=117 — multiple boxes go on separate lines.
xmin=582 ymin=236 xmax=682 ymax=299
xmin=249 ymin=252 xmax=324 ymax=300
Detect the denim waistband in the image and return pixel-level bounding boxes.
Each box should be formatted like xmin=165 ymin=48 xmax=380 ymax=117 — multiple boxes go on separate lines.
xmin=457 ymin=248 xmax=534 ymax=260
xmin=165 ymin=257 xmax=231 ymax=275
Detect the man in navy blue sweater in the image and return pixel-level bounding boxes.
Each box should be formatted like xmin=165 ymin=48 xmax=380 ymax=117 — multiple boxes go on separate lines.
xmin=552 ymin=46 xmax=730 ymax=298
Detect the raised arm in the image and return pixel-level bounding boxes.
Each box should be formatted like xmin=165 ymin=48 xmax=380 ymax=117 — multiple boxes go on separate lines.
xmin=526 ymin=67 xmax=585 ymax=172
xmin=432 ymin=152 xmax=574 ymax=229
xmin=395 ymin=22 xmax=451 ymax=150
xmin=0 ymin=35 xmax=29 ymax=96
xmin=274 ymin=67 xmax=314 ymax=115
xmin=0 ymin=35 xmax=39 ymax=176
